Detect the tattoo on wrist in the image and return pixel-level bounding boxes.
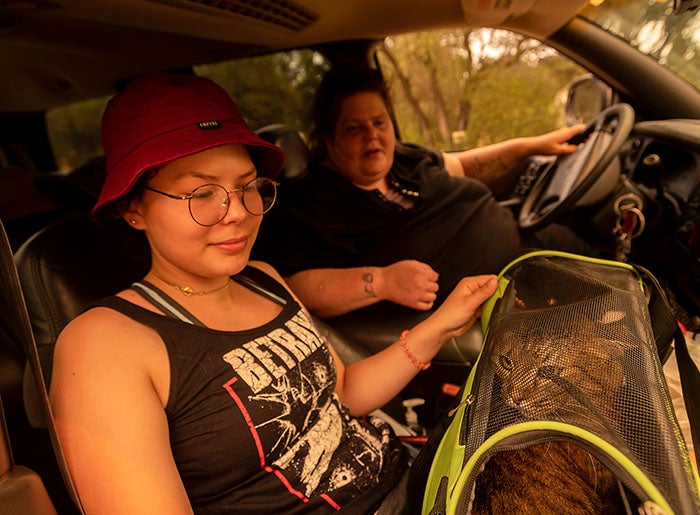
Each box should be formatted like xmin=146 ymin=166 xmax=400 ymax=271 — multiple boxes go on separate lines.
xmin=362 ymin=268 xmax=377 ymax=298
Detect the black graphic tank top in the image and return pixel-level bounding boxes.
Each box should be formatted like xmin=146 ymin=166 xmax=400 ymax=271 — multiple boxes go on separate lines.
xmin=91 ymin=266 xmax=406 ymax=514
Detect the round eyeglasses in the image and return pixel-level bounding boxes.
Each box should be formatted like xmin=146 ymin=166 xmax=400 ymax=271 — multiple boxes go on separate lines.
xmin=145 ymin=177 xmax=278 ymax=226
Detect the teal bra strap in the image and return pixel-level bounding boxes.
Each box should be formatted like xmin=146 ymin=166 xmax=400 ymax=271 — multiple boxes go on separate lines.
xmin=131 ymin=280 xmax=206 ymax=327
xmin=131 ymin=269 xmax=288 ymax=326
xmin=232 ymin=273 xmax=287 ymax=307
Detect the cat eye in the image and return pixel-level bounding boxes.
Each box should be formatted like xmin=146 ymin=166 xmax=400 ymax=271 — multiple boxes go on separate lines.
xmin=498 ymin=355 xmax=513 ymax=370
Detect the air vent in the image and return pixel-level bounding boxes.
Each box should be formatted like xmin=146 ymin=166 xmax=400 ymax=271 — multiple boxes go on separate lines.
xmin=152 ymin=0 xmax=317 ymax=31
xmin=0 ymin=1 xmax=61 ymax=10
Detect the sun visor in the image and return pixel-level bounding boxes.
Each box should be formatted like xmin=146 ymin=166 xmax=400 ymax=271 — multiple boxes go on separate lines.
xmin=459 ymin=0 xmax=588 ymax=38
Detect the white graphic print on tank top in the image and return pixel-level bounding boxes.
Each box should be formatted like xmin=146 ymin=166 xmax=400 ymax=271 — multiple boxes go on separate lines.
xmin=221 ymin=309 xmax=391 ymax=507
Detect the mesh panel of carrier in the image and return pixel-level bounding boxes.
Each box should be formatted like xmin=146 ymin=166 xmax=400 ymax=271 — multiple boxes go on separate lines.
xmin=463 ymin=255 xmax=699 ymax=514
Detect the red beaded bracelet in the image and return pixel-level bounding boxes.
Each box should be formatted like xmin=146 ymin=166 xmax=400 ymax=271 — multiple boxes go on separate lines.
xmin=399 ymin=330 xmax=430 ymax=371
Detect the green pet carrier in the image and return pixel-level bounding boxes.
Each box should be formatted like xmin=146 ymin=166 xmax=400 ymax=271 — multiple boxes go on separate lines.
xmin=416 ymin=251 xmax=700 ymax=515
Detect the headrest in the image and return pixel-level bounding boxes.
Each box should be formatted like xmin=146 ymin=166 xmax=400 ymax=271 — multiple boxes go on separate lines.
xmin=15 ymin=215 xmax=150 ymax=352
xmin=255 ymin=124 xmax=310 ymax=183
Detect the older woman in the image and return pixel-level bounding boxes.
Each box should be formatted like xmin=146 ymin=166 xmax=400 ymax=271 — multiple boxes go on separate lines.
xmin=49 ymin=72 xmax=497 ymax=514
xmin=254 ymin=66 xmax=589 ymax=319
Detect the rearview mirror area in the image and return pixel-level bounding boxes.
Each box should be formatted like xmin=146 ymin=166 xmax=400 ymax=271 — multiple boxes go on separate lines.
xmin=565 ymin=73 xmax=613 ymax=126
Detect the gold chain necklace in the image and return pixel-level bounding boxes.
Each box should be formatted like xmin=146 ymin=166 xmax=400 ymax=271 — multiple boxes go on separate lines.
xmin=151 ymin=271 xmax=231 ymax=297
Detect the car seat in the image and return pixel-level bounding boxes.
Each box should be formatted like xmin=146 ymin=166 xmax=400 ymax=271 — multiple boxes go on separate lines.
xmin=0 ymin=219 xmax=80 ymax=513
xmin=0 ymin=394 xmax=57 ymax=515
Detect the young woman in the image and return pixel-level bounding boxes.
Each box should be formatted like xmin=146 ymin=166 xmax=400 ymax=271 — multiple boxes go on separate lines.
xmin=49 ymin=72 xmax=497 ymax=514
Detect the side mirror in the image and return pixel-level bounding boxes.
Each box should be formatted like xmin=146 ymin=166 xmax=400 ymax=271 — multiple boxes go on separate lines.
xmin=564 ymin=74 xmax=613 ymax=126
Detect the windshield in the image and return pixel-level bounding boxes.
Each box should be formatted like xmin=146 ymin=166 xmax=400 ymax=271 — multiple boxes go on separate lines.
xmin=580 ymin=0 xmax=700 ymax=90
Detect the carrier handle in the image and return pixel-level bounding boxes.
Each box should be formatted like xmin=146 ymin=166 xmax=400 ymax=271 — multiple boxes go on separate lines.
xmin=637 ymin=265 xmax=700 ymax=468
xmin=671 ymin=325 xmax=700 ymax=469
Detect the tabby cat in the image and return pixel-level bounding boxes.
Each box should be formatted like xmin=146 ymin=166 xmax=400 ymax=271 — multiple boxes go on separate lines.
xmin=470 ymin=317 xmax=636 ymax=513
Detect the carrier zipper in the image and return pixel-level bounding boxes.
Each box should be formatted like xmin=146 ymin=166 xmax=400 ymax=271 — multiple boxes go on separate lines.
xmin=447 ymin=393 xmax=475 ymax=418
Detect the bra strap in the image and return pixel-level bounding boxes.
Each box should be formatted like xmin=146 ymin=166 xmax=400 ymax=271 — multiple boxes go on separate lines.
xmin=131 ymin=280 xmax=207 ymax=327
xmin=232 ymin=273 xmax=287 ymax=307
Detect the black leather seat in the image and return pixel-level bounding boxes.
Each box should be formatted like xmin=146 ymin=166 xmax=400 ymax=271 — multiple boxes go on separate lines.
xmin=1 ymin=219 xmax=81 ymax=513
xmin=0 ymin=394 xmax=57 ymax=515
xmin=15 ymin=215 xmax=150 ymax=428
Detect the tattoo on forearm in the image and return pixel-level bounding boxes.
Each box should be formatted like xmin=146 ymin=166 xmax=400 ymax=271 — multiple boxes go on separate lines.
xmin=362 ymin=268 xmax=377 ymax=298
xmin=471 ymin=156 xmax=509 ymax=182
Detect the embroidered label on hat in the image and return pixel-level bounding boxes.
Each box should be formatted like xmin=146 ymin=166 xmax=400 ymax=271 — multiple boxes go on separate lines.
xmin=198 ymin=120 xmax=222 ymax=130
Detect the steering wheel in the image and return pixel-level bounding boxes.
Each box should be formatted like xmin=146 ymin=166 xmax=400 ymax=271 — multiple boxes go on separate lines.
xmin=518 ymin=103 xmax=635 ymax=231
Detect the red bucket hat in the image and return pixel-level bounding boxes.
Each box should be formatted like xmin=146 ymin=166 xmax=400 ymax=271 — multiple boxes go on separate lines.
xmin=94 ymin=72 xmax=285 ymax=215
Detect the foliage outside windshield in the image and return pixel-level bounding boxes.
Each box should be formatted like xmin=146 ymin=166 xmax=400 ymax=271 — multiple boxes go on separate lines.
xmin=377 ymin=30 xmax=586 ymax=151
xmin=580 ymin=0 xmax=700 ymax=90
xmin=48 ymin=32 xmax=585 ymax=171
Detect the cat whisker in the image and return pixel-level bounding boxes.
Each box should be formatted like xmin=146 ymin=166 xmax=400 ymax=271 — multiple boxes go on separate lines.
xmin=586 ymin=451 xmax=602 ymax=491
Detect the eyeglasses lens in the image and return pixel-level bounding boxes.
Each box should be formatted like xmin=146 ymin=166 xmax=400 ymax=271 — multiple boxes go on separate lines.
xmin=253 ymin=178 xmax=277 ymax=213
xmin=188 ymin=179 xmax=277 ymax=226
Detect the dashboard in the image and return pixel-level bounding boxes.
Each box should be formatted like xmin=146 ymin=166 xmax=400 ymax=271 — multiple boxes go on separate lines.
xmin=622 ymin=119 xmax=700 ymax=327
xmin=508 ymin=119 xmax=700 ymax=328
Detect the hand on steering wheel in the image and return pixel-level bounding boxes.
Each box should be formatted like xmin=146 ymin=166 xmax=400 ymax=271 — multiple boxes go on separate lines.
xmin=518 ymin=103 xmax=635 ymax=231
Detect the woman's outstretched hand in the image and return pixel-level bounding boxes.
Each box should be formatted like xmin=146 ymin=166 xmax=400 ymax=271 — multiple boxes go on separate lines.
xmin=425 ymin=274 xmax=498 ymax=342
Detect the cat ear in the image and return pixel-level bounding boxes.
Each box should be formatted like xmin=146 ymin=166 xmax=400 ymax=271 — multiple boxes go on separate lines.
xmin=600 ymin=310 xmax=625 ymax=324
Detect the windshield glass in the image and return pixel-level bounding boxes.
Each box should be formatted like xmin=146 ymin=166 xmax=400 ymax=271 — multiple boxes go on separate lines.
xmin=580 ymin=0 xmax=700 ymax=90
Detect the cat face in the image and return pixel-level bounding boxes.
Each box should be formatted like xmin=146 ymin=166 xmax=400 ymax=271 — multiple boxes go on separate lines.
xmin=490 ymin=329 xmax=633 ymax=422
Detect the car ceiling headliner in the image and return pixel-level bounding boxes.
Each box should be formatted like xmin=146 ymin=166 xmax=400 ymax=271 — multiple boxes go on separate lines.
xmin=0 ymin=0 xmax=587 ymax=112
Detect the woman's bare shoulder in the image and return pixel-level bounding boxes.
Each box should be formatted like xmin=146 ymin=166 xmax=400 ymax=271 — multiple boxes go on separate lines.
xmin=52 ymin=303 xmax=171 ymax=406
xmin=55 ymin=305 xmax=161 ymax=363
